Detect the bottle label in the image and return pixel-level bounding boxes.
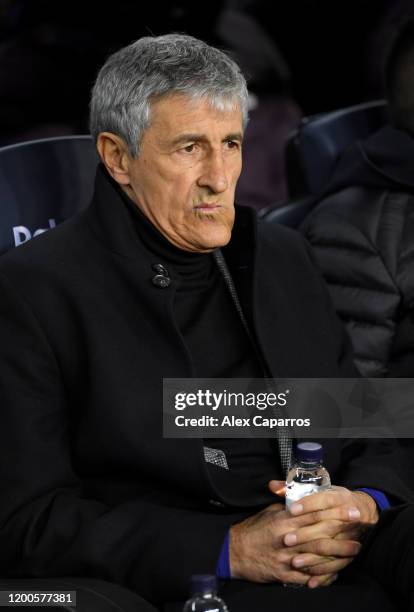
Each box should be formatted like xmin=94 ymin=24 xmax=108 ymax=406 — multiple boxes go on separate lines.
xmin=285 ymin=483 xmax=320 ymax=509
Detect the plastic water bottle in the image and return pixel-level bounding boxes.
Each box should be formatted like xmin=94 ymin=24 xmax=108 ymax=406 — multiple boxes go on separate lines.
xmin=285 ymin=442 xmax=331 ymax=511
xmin=183 ymin=575 xmax=229 ymax=612
xmin=283 ymin=442 xmax=331 ymax=588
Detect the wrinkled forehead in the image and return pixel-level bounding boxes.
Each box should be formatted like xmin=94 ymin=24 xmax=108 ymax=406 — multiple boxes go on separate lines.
xmin=145 ymin=93 xmax=244 ymax=139
xmin=150 ymin=90 xmax=243 ymax=114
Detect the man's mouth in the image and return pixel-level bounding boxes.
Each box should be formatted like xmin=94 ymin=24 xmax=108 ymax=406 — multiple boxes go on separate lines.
xmin=193 ymin=203 xmax=222 ymax=213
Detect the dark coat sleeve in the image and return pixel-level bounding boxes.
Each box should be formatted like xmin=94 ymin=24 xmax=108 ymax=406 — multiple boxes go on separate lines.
xmin=0 ymin=271 xmax=246 ymax=604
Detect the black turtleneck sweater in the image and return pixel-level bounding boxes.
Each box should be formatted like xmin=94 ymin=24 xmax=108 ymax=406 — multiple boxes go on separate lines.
xmin=121 ymin=188 xmax=281 ymax=505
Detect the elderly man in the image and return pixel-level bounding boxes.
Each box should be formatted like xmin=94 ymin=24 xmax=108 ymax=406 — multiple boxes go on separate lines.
xmin=0 ymin=34 xmax=413 ymax=612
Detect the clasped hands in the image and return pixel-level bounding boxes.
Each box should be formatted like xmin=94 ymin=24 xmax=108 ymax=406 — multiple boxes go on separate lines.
xmin=229 ymin=482 xmax=379 ymax=589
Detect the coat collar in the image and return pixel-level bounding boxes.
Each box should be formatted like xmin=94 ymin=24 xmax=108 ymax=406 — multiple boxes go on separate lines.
xmin=85 ymin=163 xmax=257 ymax=264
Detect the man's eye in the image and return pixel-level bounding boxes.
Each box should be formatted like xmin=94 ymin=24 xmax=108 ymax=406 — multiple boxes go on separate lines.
xmin=226 ymin=140 xmax=240 ymax=149
xmin=183 ymin=144 xmax=196 ymax=153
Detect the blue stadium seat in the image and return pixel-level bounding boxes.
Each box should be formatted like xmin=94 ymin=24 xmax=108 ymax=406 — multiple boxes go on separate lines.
xmin=262 ymin=100 xmax=389 ymax=229
xmin=284 ymin=100 xmax=389 ymax=199
xmin=0 ymin=135 xmax=98 ymax=254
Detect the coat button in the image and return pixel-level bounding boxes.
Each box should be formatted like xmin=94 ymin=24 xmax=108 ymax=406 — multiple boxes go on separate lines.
xmin=152 ymin=274 xmax=171 ymax=288
xmin=208 ymin=499 xmax=226 ymax=508
xmin=152 ymin=263 xmax=169 ymax=277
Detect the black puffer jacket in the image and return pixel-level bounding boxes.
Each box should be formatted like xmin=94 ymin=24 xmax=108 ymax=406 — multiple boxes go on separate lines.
xmin=301 ymin=125 xmax=414 ymax=377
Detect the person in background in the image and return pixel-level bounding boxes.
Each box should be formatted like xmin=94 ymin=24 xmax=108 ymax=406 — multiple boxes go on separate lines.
xmin=302 ymin=16 xmax=414 ymax=379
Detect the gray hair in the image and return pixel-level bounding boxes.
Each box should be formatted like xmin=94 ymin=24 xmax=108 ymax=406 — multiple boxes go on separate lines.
xmin=89 ymin=33 xmax=249 ymax=157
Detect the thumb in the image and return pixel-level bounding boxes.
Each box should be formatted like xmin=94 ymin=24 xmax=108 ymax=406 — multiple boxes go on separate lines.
xmin=268 ymin=479 xmax=286 ymax=496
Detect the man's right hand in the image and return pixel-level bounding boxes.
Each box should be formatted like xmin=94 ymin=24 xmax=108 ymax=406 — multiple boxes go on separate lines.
xmin=229 ymin=503 xmax=361 ymax=587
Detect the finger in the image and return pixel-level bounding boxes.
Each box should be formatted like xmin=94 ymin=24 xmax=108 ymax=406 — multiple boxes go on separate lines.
xmin=334 ymin=526 xmax=364 ymax=541
xmin=295 ymin=538 xmax=361 ymax=559
xmin=268 ymin=480 xmax=286 ymax=496
xmin=284 ymin=519 xmax=344 ymax=546
xmin=293 ymin=554 xmax=354 ymax=576
xmin=289 ymin=486 xmax=352 ymax=516
xmin=287 ymin=503 xmax=361 ymax=524
xmin=292 ymin=553 xmax=338 ymax=569
xmin=308 ymin=573 xmax=339 ymax=589
xmin=280 ymin=569 xmax=312 ymax=586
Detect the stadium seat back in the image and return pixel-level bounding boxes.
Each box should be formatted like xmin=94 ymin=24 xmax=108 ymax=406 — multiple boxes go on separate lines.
xmin=285 ymin=100 xmax=389 ymax=199
xmin=0 ymin=135 xmax=98 ymax=254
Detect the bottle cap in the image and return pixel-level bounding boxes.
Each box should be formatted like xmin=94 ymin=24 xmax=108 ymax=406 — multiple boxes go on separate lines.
xmin=190 ymin=574 xmax=217 ymax=595
xmin=295 ymin=441 xmax=323 ymax=463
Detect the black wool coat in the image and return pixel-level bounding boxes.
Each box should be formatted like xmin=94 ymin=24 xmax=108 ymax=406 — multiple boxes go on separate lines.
xmin=0 ymin=166 xmax=408 ymax=603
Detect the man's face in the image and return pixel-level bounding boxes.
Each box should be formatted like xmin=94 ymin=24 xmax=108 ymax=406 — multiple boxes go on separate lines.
xmin=123 ymin=94 xmax=243 ymax=252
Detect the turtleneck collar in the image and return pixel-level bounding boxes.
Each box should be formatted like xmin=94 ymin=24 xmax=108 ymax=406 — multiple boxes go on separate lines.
xmin=112 ymin=174 xmax=214 ymax=281
xmin=87 ymin=164 xmax=257 ymax=277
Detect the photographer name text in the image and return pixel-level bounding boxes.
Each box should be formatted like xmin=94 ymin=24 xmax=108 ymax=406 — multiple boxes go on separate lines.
xmin=175 ymin=415 xmax=310 ymax=429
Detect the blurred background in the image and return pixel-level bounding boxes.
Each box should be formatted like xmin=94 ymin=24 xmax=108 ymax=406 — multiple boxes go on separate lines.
xmin=0 ymin=0 xmax=412 ymax=209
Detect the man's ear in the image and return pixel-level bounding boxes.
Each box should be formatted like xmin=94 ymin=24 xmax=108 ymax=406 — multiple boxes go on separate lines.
xmin=96 ymin=132 xmax=131 ymax=186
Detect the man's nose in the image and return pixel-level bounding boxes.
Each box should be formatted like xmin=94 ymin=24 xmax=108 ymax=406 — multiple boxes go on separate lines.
xmin=197 ymin=151 xmax=229 ymax=193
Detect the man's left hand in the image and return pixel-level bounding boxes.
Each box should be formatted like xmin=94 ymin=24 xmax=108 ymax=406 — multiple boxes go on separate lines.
xmin=268 ymin=481 xmax=379 ymax=586
xmin=268 ymin=482 xmax=379 ymax=538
